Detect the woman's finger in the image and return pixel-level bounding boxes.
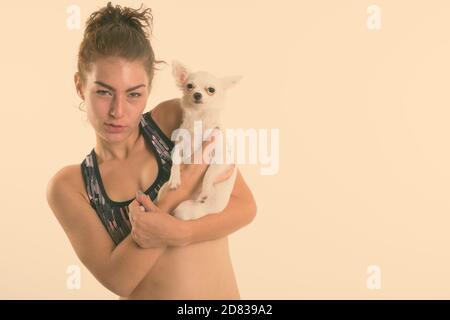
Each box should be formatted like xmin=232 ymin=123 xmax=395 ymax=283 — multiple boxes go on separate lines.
xmin=129 ymin=209 xmax=135 ymax=225
xmin=136 ymin=190 xmax=159 ymax=212
xmin=129 ymin=198 xmax=139 ymax=208
xmin=128 ymin=199 xmax=140 ymax=224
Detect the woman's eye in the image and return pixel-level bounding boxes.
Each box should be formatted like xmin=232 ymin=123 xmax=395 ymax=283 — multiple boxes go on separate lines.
xmin=186 ymin=83 xmax=193 ymax=90
xmin=207 ymin=87 xmax=215 ymax=94
xmin=128 ymin=92 xmax=141 ymax=98
xmin=96 ymin=90 xmax=111 ymax=96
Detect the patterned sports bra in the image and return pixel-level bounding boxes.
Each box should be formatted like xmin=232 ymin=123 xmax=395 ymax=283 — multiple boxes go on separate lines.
xmin=80 ymin=111 xmax=174 ymax=245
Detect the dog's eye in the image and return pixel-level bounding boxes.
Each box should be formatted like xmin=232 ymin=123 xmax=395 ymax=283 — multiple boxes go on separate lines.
xmin=186 ymin=83 xmax=193 ymax=90
xmin=207 ymin=87 xmax=215 ymax=94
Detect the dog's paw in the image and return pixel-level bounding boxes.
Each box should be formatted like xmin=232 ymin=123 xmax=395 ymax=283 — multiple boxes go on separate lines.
xmin=174 ymin=209 xmax=194 ymax=220
xmin=174 ymin=211 xmax=187 ymax=220
xmin=173 ymin=199 xmax=208 ymax=220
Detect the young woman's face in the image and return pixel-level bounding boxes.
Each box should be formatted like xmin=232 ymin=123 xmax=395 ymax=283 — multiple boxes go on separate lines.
xmin=77 ymin=56 xmax=150 ymax=142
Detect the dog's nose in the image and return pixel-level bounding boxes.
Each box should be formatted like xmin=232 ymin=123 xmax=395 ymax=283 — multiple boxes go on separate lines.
xmin=193 ymin=92 xmax=202 ymax=100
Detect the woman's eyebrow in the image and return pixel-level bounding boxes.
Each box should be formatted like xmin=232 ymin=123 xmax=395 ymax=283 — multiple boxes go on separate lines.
xmin=94 ymin=81 xmax=146 ymax=92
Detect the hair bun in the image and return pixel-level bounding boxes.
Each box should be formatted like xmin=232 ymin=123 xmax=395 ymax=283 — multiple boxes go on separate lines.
xmin=85 ymin=1 xmax=153 ymax=38
xmin=77 ymin=1 xmax=166 ymax=90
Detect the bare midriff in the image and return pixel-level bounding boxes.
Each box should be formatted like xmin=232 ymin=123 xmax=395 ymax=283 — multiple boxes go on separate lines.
xmin=120 ymin=237 xmax=240 ymax=300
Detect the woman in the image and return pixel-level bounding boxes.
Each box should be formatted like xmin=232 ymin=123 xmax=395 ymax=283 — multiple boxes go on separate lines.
xmin=46 ymin=2 xmax=256 ymax=299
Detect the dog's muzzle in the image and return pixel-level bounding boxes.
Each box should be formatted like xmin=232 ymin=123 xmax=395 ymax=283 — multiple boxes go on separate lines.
xmin=193 ymin=92 xmax=203 ymax=103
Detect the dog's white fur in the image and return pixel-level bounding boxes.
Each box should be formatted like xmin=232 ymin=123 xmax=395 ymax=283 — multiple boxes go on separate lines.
xmin=156 ymin=61 xmax=241 ymax=220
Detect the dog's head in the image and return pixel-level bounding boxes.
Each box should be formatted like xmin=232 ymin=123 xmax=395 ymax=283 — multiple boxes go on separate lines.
xmin=172 ymin=60 xmax=242 ymax=110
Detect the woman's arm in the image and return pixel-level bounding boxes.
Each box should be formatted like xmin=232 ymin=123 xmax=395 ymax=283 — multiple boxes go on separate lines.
xmin=130 ymin=99 xmax=257 ymax=248
xmin=132 ymin=168 xmax=257 ymax=248
xmin=46 ymin=167 xmax=186 ymax=297
xmin=177 ymin=169 xmax=257 ymax=246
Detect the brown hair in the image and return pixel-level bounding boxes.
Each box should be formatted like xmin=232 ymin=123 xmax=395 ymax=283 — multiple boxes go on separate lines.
xmin=77 ymin=1 xmax=165 ymax=100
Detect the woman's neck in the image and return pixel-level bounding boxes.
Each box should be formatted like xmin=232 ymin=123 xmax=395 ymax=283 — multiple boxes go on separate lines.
xmin=94 ymin=127 xmax=142 ymax=163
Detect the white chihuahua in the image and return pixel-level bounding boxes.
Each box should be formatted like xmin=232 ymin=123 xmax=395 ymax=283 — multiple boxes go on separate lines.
xmin=156 ymin=60 xmax=241 ymax=221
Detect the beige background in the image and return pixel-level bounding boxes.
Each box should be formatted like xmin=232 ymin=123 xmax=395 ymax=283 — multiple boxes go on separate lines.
xmin=1 ymin=0 xmax=450 ymax=299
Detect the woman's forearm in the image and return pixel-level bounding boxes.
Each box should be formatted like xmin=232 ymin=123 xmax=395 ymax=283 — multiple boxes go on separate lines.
xmin=180 ymin=194 xmax=257 ymax=246
xmin=106 ymin=235 xmax=166 ymax=297
xmin=104 ymin=190 xmax=185 ymax=296
xmin=163 ymin=170 xmax=257 ymax=247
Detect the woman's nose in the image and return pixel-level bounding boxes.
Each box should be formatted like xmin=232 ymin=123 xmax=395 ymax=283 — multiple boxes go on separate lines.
xmin=109 ymin=96 xmax=125 ymax=117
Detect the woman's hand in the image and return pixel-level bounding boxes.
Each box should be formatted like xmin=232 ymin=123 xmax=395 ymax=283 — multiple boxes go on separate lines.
xmin=175 ymin=133 xmax=236 ymax=202
xmin=128 ymin=191 xmax=188 ymax=248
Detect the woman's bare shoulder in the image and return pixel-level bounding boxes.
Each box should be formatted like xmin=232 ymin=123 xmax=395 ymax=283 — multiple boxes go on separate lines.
xmin=150 ymin=98 xmax=183 ymax=138
xmin=47 ymin=164 xmax=90 ymax=204
xmin=46 ymin=164 xmax=117 ymax=283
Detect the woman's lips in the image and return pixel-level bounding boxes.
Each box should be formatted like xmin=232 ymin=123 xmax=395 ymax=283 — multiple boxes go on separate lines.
xmin=104 ymin=123 xmax=126 ymax=133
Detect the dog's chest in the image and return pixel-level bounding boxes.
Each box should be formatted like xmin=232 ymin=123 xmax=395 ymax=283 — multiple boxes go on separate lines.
xmin=181 ymin=110 xmax=221 ymax=133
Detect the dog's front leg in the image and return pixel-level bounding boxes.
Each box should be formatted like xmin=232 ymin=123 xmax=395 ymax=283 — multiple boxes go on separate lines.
xmin=168 ymin=142 xmax=183 ymax=189
xmin=196 ymin=164 xmax=232 ymax=203
xmin=169 ymin=164 xmax=181 ymax=189
xmin=196 ymin=166 xmax=215 ymax=203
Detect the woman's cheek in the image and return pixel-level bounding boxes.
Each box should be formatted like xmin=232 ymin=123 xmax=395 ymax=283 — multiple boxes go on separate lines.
xmin=91 ymin=97 xmax=112 ymax=114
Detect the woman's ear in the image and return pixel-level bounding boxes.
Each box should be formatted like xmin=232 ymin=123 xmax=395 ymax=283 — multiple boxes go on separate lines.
xmin=74 ymin=72 xmax=85 ymax=100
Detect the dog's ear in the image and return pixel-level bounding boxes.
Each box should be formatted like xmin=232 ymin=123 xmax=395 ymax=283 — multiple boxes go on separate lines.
xmin=221 ymin=75 xmax=242 ymax=90
xmin=172 ymin=60 xmax=190 ymax=89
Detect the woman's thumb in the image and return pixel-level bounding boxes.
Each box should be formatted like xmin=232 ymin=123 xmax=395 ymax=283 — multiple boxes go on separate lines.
xmin=136 ymin=190 xmax=158 ymax=212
